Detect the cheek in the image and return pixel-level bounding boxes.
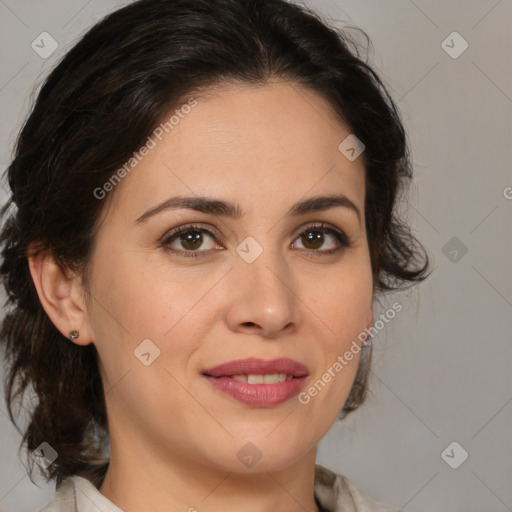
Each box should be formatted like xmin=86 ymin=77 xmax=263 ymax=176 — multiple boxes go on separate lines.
xmin=89 ymin=253 xmax=203 ymax=422
xmin=88 ymin=246 xmax=219 ymax=385
xmin=88 ymin=245 xmax=185 ymax=339
xmin=308 ymin=265 xmax=373 ymax=339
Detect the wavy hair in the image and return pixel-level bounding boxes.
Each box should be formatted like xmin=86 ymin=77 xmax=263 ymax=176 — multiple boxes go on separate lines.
xmin=0 ymin=0 xmax=430 ymax=488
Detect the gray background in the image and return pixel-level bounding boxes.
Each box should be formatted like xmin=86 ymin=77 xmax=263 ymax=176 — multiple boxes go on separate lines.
xmin=1 ymin=1 xmax=511 ymax=511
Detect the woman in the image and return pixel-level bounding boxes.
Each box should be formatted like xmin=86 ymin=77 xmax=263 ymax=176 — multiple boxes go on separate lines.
xmin=0 ymin=0 xmax=430 ymax=511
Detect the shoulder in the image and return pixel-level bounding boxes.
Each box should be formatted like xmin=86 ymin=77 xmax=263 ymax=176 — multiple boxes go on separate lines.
xmin=314 ymin=463 xmax=398 ymax=512
xmin=38 ymin=477 xmax=76 ymax=512
xmin=39 ymin=475 xmax=122 ymax=512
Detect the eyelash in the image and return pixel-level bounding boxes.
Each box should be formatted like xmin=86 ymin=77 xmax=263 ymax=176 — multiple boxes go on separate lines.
xmin=160 ymin=222 xmax=352 ymax=259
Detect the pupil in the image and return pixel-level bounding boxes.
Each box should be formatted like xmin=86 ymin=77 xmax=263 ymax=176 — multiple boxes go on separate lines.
xmin=181 ymin=231 xmax=202 ymax=250
xmin=304 ymin=231 xmax=323 ymax=249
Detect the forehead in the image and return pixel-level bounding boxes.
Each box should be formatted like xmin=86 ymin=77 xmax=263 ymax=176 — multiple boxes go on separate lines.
xmin=168 ymin=80 xmax=358 ymax=165
xmin=105 ymin=80 xmax=366 ymax=220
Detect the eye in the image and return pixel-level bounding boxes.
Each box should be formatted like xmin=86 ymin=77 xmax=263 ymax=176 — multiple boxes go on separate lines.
xmin=292 ymin=223 xmax=351 ymax=255
xmin=161 ymin=223 xmax=223 ymax=258
xmin=160 ymin=222 xmax=351 ymax=259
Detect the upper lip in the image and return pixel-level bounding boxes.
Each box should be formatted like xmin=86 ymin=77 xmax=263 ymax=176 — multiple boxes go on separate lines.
xmin=202 ymin=357 xmax=309 ymax=378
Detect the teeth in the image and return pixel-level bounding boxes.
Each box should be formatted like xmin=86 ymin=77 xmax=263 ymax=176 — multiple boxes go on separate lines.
xmin=231 ymin=373 xmax=292 ymax=384
xmin=248 ymin=374 xmax=264 ymax=384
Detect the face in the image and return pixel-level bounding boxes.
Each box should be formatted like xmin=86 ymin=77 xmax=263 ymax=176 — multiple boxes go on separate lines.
xmin=83 ymin=81 xmax=374 ymax=474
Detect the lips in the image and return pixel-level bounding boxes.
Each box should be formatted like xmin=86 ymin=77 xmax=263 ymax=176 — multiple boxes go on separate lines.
xmin=202 ymin=357 xmax=309 ymax=407
xmin=202 ymin=357 xmax=309 ymax=378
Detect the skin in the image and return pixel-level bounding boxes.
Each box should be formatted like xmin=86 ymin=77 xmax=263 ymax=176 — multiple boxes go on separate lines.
xmin=29 ymin=80 xmax=374 ymax=512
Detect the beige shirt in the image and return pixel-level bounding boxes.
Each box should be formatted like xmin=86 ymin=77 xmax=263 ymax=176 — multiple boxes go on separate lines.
xmin=39 ymin=463 xmax=397 ymax=512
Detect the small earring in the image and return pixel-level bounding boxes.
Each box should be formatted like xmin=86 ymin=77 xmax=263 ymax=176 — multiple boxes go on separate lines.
xmin=69 ymin=330 xmax=79 ymax=341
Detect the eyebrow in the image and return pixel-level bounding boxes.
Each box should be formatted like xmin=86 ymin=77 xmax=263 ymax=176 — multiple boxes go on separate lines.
xmin=135 ymin=193 xmax=362 ymax=225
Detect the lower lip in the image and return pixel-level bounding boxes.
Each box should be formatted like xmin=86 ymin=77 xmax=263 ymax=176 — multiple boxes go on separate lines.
xmin=203 ymin=375 xmax=308 ymax=407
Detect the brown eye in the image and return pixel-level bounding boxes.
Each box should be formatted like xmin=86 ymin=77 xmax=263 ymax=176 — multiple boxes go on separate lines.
xmin=161 ymin=224 xmax=222 ymax=257
xmin=292 ymin=224 xmax=350 ymax=254
xmin=176 ymin=230 xmax=206 ymax=251
xmin=300 ymin=230 xmax=325 ymax=250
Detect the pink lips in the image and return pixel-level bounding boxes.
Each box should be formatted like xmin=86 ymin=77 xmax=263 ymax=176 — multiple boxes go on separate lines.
xmin=202 ymin=357 xmax=309 ymax=407
xmin=202 ymin=357 xmax=309 ymax=377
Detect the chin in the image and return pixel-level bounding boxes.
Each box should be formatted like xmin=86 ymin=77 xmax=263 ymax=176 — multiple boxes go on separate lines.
xmin=202 ymin=436 xmax=313 ymax=474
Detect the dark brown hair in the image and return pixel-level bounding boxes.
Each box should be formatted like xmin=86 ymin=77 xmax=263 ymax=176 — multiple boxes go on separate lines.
xmin=0 ymin=0 xmax=430 ymax=488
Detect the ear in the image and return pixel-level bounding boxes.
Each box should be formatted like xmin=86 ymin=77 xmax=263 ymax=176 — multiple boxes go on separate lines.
xmin=27 ymin=247 xmax=93 ymax=346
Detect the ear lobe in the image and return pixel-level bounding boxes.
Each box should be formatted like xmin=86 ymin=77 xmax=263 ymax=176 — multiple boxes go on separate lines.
xmin=27 ymin=248 xmax=93 ymax=346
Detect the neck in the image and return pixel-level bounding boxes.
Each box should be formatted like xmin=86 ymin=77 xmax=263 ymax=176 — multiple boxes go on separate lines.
xmin=98 ymin=436 xmax=321 ymax=512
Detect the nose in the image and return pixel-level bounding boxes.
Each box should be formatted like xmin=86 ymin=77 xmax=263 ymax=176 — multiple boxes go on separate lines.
xmin=224 ymin=247 xmax=300 ymax=338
